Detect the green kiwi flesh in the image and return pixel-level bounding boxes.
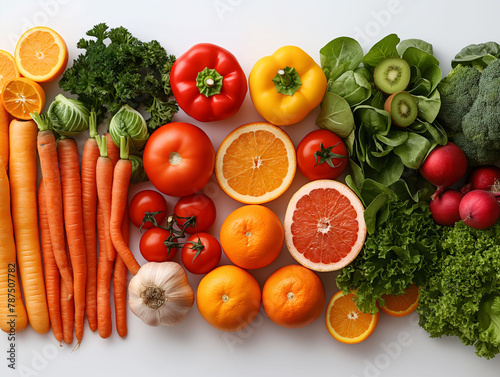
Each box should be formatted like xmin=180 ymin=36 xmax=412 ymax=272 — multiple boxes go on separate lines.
xmin=384 ymin=91 xmax=418 ymax=127
xmin=374 ymin=57 xmax=411 ymax=94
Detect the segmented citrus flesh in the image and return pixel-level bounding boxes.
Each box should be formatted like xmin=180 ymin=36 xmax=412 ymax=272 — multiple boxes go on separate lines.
xmin=0 ymin=50 xmax=20 ymax=94
xmin=325 ymin=291 xmax=379 ymax=344
xmin=284 ymin=180 xmax=366 ymax=271
xmin=216 ymin=122 xmax=296 ymax=204
xmin=381 ymin=284 xmax=420 ymax=317
xmin=1 ymin=77 xmax=45 ymax=120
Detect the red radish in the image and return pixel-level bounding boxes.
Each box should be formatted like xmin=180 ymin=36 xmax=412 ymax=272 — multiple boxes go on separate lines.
xmin=419 ymin=142 xmax=468 ymax=198
xmin=459 ymin=190 xmax=500 ymax=229
xmin=429 ymin=189 xmax=463 ymax=226
xmin=466 ymin=165 xmax=500 ymax=196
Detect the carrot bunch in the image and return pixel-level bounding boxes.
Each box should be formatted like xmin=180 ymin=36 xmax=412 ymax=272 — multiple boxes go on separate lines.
xmin=26 ymin=111 xmax=135 ymax=346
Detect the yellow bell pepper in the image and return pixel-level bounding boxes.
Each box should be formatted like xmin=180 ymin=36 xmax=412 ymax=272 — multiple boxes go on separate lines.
xmin=249 ymin=46 xmax=327 ymax=126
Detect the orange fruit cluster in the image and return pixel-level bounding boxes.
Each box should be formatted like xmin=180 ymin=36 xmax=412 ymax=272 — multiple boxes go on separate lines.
xmin=0 ymin=26 xmax=68 ymax=119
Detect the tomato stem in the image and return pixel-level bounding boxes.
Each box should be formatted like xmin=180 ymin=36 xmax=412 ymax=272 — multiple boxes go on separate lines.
xmin=314 ymin=142 xmax=347 ymax=168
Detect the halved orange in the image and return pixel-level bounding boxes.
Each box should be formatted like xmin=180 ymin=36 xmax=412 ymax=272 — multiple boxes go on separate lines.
xmin=215 ymin=122 xmax=296 ymax=204
xmin=325 ymin=291 xmax=379 ymax=344
xmin=0 ymin=50 xmax=21 ymax=96
xmin=14 ymin=26 xmax=68 ymax=82
xmin=380 ymin=284 xmax=420 ymax=317
xmin=284 ymin=179 xmax=366 ymax=272
xmin=1 ymin=77 xmax=45 ymax=120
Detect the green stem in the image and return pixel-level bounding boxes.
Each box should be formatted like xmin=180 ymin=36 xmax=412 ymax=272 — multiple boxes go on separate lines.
xmin=31 ymin=112 xmax=51 ymax=132
xmin=196 ymin=67 xmax=223 ymax=97
xmin=277 ymin=69 xmax=292 ymax=87
xmin=95 ymin=135 xmax=108 ymax=157
xmin=89 ymin=110 xmax=98 ymax=139
xmin=314 ymin=143 xmax=347 ymax=168
xmin=119 ymin=136 xmax=129 ymax=160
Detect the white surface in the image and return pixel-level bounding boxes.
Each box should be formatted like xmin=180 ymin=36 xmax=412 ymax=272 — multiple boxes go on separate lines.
xmin=1 ymin=1 xmax=500 ymax=376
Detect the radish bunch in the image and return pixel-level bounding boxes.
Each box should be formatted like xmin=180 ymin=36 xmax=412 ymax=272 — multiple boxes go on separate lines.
xmin=419 ymin=142 xmax=500 ymax=229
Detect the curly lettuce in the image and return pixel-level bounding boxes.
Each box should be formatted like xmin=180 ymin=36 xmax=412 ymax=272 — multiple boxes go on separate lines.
xmin=418 ymin=221 xmax=500 ymax=359
xmin=336 ymin=199 xmax=445 ymax=314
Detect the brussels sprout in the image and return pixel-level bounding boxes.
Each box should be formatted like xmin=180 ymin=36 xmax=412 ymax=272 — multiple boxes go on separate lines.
xmin=47 ymin=94 xmax=90 ymax=136
xmin=129 ymin=154 xmax=149 ymax=184
xmin=109 ymin=105 xmax=149 ymax=153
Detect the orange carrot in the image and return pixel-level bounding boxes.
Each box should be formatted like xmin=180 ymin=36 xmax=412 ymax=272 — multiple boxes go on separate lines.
xmin=105 ymin=132 xmax=120 ymax=165
xmin=97 ymin=204 xmax=113 ymax=339
xmin=57 ymin=137 xmax=87 ymax=346
xmin=110 ymin=137 xmax=140 ymax=275
xmin=0 ymin=157 xmax=28 ymax=333
xmin=114 ymin=206 xmax=129 ymax=338
xmin=31 ymin=112 xmax=73 ymax=299
xmin=60 ymin=243 xmax=74 ymax=345
xmin=38 ymin=179 xmax=63 ymax=345
xmin=9 ymin=119 xmax=49 ymax=335
xmin=0 ymin=105 xmax=9 ymax=172
xmin=81 ymin=112 xmax=99 ymax=332
xmin=95 ymin=135 xmax=116 ymax=262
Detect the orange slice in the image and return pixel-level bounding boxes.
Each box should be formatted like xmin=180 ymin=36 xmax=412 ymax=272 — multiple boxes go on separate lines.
xmin=215 ymin=122 xmax=296 ymax=204
xmin=1 ymin=77 xmax=45 ymax=120
xmin=284 ymin=179 xmax=366 ymax=272
xmin=0 ymin=50 xmax=21 ymax=96
xmin=380 ymin=284 xmax=420 ymax=317
xmin=14 ymin=26 xmax=68 ymax=82
xmin=325 ymin=291 xmax=379 ymax=344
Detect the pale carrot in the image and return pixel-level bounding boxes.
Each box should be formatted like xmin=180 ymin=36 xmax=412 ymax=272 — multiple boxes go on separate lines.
xmin=0 ymin=105 xmax=9 ymax=172
xmin=110 ymin=137 xmax=140 ymax=275
xmin=81 ymin=112 xmax=99 ymax=332
xmin=9 ymin=118 xmax=50 ymax=335
xmin=57 ymin=137 xmax=87 ymax=346
xmin=60 ymin=243 xmax=74 ymax=345
xmin=38 ymin=179 xmax=63 ymax=345
xmin=0 ymin=157 xmax=28 ymax=333
xmin=114 ymin=206 xmax=129 ymax=338
xmin=97 ymin=204 xmax=113 ymax=339
xmin=31 ymin=112 xmax=73 ymax=299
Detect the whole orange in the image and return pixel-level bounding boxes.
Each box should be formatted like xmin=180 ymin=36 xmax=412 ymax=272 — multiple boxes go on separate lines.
xmin=196 ymin=265 xmax=261 ymax=332
xmin=220 ymin=204 xmax=284 ymax=270
xmin=262 ymin=264 xmax=325 ymax=329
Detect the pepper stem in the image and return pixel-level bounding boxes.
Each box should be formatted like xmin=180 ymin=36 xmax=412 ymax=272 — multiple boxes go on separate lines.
xmin=277 ymin=69 xmax=292 ymax=87
xmin=196 ymin=67 xmax=223 ymax=97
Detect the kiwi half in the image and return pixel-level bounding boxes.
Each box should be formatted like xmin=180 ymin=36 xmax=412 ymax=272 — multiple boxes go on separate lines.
xmin=374 ymin=57 xmax=411 ymax=94
xmin=384 ymin=91 xmax=418 ymax=127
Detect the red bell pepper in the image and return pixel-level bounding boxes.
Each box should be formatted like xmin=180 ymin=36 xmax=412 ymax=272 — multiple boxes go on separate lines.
xmin=170 ymin=43 xmax=247 ymax=122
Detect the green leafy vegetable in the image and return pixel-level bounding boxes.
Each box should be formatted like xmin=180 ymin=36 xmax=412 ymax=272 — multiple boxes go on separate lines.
xmin=418 ymin=221 xmax=500 ymax=359
xmin=47 ymin=94 xmax=90 ymax=136
xmin=315 ymin=92 xmax=354 ymax=138
xmin=109 ymin=104 xmax=149 ymax=152
xmin=336 ymin=199 xmax=445 ymax=314
xmin=320 ymin=36 xmax=363 ymax=82
xmin=59 ymin=23 xmax=178 ymax=130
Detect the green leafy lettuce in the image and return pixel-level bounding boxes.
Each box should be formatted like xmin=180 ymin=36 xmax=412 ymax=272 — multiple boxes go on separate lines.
xmin=418 ymin=221 xmax=500 ymax=359
xmin=336 ymin=199 xmax=445 ymax=314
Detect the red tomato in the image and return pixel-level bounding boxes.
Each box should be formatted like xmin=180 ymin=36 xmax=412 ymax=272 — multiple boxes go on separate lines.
xmin=139 ymin=227 xmax=177 ymax=262
xmin=181 ymin=233 xmax=221 ymax=275
xmin=143 ymin=122 xmax=215 ymax=197
xmin=129 ymin=190 xmax=168 ymax=229
xmin=296 ymin=129 xmax=348 ymax=181
xmin=174 ymin=193 xmax=216 ymax=234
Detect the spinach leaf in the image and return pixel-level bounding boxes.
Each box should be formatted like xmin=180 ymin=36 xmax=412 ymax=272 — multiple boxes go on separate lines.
xmin=320 ymin=37 xmax=363 ymax=81
xmin=414 ymin=89 xmax=441 ymax=123
xmin=315 ymin=92 xmax=354 ymax=138
xmin=452 ymin=41 xmax=500 ymax=68
xmin=397 ymin=38 xmax=434 ymax=56
xmin=393 ymin=132 xmax=431 ymax=169
xmin=362 ymin=34 xmax=400 ymax=69
xmin=328 ymin=70 xmax=371 ymax=106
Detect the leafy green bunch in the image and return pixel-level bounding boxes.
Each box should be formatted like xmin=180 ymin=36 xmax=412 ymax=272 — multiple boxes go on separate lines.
xmin=418 ymin=221 xmax=500 ymax=359
xmin=59 ymin=23 xmax=178 ymax=130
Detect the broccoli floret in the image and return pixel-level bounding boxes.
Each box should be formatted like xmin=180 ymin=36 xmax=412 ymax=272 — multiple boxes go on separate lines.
xmin=437 ymin=64 xmax=481 ymax=133
xmin=462 ymin=58 xmax=500 ymax=146
xmin=437 ymin=58 xmax=500 ymax=166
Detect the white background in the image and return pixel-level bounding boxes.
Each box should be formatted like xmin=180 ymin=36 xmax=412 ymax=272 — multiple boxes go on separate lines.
xmin=1 ymin=0 xmax=500 ymax=376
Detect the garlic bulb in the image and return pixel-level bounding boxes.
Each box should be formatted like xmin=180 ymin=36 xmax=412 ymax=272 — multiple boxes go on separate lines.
xmin=128 ymin=262 xmax=194 ymax=327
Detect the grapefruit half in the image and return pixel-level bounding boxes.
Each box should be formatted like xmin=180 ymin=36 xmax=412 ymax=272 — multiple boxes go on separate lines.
xmin=284 ymin=180 xmax=366 ymax=272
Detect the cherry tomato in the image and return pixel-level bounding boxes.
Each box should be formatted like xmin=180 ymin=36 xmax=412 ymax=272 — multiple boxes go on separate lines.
xmin=181 ymin=233 xmax=221 ymax=275
xmin=296 ymin=129 xmax=348 ymax=181
xmin=143 ymin=122 xmax=215 ymax=197
xmin=139 ymin=227 xmax=177 ymax=262
xmin=129 ymin=190 xmax=168 ymax=229
xmin=174 ymin=193 xmax=217 ymax=234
